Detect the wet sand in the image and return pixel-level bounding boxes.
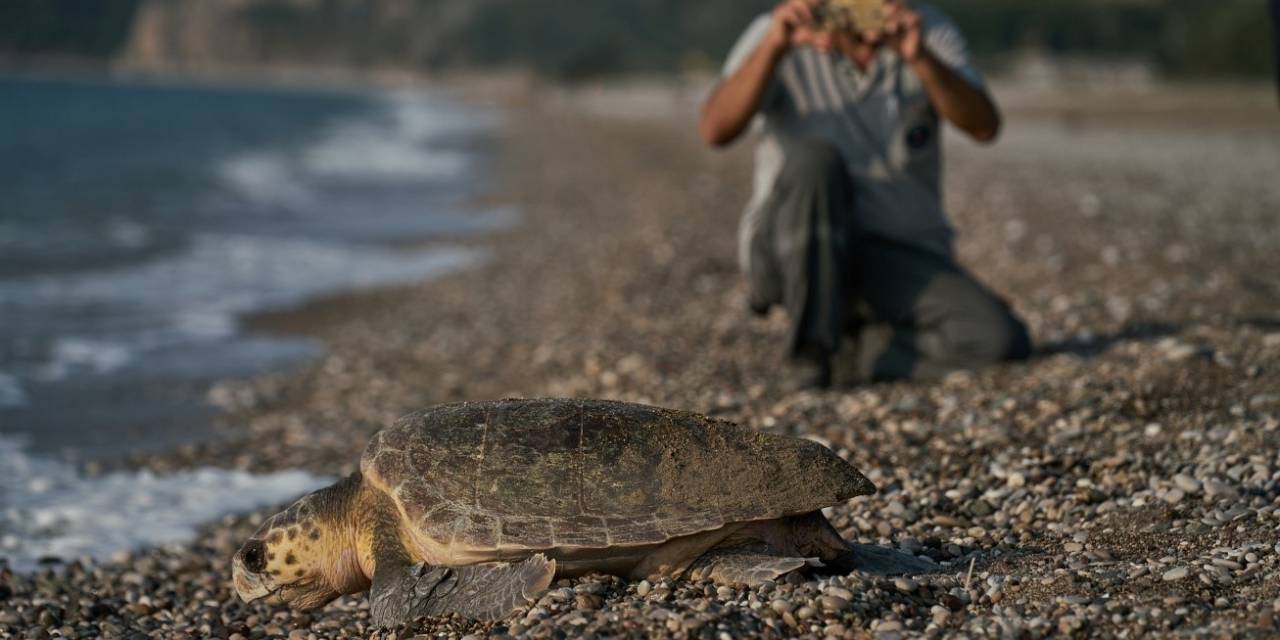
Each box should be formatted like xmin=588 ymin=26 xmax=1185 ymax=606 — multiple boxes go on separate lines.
xmin=3 ymin=81 xmax=1280 ymax=638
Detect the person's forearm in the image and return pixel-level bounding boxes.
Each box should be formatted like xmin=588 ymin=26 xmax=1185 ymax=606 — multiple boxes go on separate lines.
xmin=699 ymin=38 xmax=787 ymax=148
xmin=910 ymin=47 xmax=1001 ymax=143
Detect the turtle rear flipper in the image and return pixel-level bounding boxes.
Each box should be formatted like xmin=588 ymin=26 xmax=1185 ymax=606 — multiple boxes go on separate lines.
xmin=822 ymin=544 xmax=938 ymax=576
xmin=370 ymin=555 xmax=555 ymax=626
xmin=686 ymin=544 xmax=817 ymax=585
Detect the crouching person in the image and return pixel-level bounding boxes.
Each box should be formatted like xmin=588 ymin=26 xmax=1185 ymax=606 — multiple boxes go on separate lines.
xmin=699 ymin=0 xmax=1031 ymax=388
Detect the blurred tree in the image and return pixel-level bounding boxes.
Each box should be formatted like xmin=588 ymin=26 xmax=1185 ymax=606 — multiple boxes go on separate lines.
xmin=1273 ymin=0 xmax=1280 ymax=95
xmin=462 ymin=0 xmax=773 ymax=78
xmin=932 ymin=0 xmax=1272 ymax=79
xmin=0 ymin=0 xmax=140 ymax=58
xmin=1157 ymin=0 xmax=1274 ymax=79
xmin=0 ymin=0 xmax=1271 ymax=80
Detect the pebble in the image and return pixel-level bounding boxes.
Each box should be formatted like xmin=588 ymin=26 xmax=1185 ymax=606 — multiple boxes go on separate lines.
xmin=1162 ymin=567 xmax=1190 ymax=582
xmin=574 ymin=594 xmax=603 ymax=610
xmin=1204 ymin=481 xmax=1239 ymax=499
xmin=1172 ymin=474 xmax=1202 ymax=492
xmin=820 ymin=595 xmax=849 ymax=612
xmin=939 ymin=594 xmax=966 ymax=612
xmin=825 ymin=586 xmax=854 ymax=600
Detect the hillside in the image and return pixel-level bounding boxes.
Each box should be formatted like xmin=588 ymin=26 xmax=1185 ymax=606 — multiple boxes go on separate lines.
xmin=0 ymin=1 xmax=1272 ymax=79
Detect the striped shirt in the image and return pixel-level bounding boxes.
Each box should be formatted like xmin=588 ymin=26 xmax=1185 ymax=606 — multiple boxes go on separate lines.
xmin=723 ymin=4 xmax=987 ymax=264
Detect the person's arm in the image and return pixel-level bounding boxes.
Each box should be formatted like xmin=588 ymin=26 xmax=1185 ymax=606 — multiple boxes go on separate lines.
xmin=910 ymin=46 xmax=1002 ymax=142
xmin=880 ymin=1 xmax=1001 ymax=143
xmin=699 ymin=0 xmax=822 ymax=148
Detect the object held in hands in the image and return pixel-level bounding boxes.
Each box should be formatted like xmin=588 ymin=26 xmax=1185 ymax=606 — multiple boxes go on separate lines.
xmin=816 ymin=0 xmax=887 ymax=34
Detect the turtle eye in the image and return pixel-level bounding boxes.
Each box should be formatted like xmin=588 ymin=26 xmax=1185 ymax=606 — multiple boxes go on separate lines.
xmin=240 ymin=540 xmax=267 ymax=573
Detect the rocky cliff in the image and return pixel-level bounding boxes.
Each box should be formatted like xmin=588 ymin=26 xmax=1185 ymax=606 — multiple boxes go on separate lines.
xmin=119 ymin=0 xmax=498 ymax=74
xmin=10 ymin=0 xmax=1262 ymax=79
xmin=114 ymin=0 xmax=775 ymax=78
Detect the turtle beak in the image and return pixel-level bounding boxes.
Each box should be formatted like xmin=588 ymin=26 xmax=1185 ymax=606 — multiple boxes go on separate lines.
xmin=232 ymin=557 xmax=273 ymax=603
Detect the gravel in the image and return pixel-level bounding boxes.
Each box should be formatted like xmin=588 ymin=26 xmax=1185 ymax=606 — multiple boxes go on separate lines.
xmin=2 ymin=81 xmax=1279 ymax=638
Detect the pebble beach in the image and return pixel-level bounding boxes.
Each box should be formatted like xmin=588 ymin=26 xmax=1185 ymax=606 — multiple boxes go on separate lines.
xmin=3 ymin=81 xmax=1280 ymax=639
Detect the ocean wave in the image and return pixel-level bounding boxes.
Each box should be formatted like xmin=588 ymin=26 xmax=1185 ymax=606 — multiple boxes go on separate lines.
xmin=0 ymin=372 xmax=27 ymax=409
xmin=0 ymin=235 xmax=485 ymax=383
xmin=0 ymin=434 xmax=332 ymax=572
xmin=217 ymin=152 xmax=314 ymax=207
xmin=302 ymin=124 xmax=467 ymax=181
xmin=35 ymin=338 xmax=134 ymax=381
xmin=219 ymin=91 xmax=483 ymax=205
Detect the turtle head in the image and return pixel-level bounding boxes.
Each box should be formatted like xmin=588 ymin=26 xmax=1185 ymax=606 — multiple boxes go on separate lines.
xmin=233 ymin=473 xmax=370 ymax=611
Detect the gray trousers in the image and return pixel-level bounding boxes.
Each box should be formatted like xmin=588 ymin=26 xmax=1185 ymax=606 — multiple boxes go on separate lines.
xmin=745 ymin=138 xmax=1031 ymax=382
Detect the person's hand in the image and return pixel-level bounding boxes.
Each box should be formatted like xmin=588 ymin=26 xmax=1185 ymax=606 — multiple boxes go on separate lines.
xmin=766 ymin=0 xmax=835 ymax=54
xmin=872 ymin=1 xmax=925 ymax=63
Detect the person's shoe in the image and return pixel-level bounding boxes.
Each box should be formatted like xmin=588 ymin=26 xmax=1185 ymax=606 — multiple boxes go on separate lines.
xmin=748 ymin=296 xmax=772 ymax=317
xmin=779 ymin=356 xmax=832 ymax=392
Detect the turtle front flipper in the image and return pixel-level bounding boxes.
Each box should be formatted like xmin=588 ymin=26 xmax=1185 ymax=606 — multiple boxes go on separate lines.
xmin=686 ymin=544 xmax=818 ymax=586
xmin=370 ymin=555 xmax=555 ymax=626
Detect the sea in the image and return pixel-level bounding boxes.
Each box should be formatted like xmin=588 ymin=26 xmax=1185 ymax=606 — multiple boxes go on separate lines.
xmin=0 ymin=74 xmax=510 ymax=570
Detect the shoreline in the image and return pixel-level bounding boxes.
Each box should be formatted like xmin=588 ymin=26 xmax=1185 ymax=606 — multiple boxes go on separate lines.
xmin=0 ymin=75 xmax=513 ymax=573
xmin=0 ymin=74 xmax=507 ymax=465
xmin=3 ymin=81 xmax=1280 ymax=637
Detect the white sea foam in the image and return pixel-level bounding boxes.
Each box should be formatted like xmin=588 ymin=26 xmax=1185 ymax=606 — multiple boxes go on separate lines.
xmin=302 ymin=129 xmax=467 ymax=182
xmin=0 ymin=372 xmax=27 ymax=409
xmin=35 ymin=338 xmax=134 ymax=381
xmin=218 ymin=152 xmax=314 ymax=207
xmin=0 ymin=435 xmax=332 ymax=572
xmin=0 ymin=236 xmax=484 ymax=383
xmin=220 ymin=91 xmax=482 ymax=205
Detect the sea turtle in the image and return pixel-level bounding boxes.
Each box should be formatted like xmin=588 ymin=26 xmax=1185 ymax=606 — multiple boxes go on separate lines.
xmin=232 ymin=399 xmax=929 ymax=625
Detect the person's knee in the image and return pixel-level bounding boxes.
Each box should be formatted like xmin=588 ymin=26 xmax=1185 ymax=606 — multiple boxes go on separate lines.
xmin=939 ymin=306 xmax=1032 ymax=366
xmin=778 ymin=138 xmax=846 ymax=191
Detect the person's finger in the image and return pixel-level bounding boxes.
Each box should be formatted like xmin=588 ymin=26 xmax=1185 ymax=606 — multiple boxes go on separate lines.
xmin=881 ymin=12 xmax=901 ymax=36
xmin=790 ymin=0 xmax=815 ymax=25
xmin=883 ymin=7 xmax=918 ymax=37
xmin=883 ymin=1 xmax=920 ymax=29
xmin=885 ymin=0 xmax=921 ymax=26
xmin=778 ymin=0 xmax=813 ymax=27
xmin=792 ymin=25 xmax=819 ymax=45
xmin=776 ymin=4 xmax=803 ymax=28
